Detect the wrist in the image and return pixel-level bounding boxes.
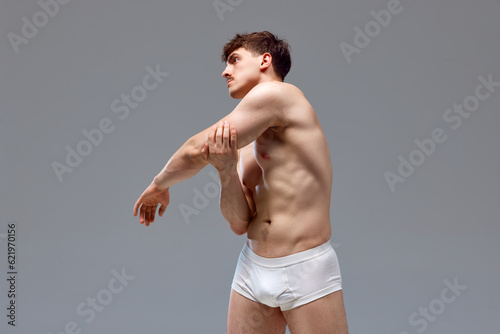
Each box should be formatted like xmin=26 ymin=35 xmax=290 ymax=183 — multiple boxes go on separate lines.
xmin=153 ymin=175 xmax=169 ymax=192
xmin=218 ymin=167 xmax=238 ymax=185
xmin=218 ymin=166 xmax=238 ymax=177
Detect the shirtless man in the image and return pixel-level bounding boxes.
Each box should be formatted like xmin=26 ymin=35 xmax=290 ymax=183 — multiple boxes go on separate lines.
xmin=133 ymin=31 xmax=348 ymax=333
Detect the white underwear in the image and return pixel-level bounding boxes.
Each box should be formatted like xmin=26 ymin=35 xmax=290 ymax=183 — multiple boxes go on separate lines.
xmin=231 ymin=240 xmax=342 ymax=311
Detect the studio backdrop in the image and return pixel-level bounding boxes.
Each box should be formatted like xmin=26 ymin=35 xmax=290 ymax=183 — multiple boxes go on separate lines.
xmin=1 ymin=0 xmax=499 ymax=333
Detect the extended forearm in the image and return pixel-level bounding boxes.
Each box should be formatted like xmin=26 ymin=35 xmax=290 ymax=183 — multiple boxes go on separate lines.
xmin=154 ymin=134 xmax=209 ymax=190
xmin=219 ymin=169 xmax=252 ymax=235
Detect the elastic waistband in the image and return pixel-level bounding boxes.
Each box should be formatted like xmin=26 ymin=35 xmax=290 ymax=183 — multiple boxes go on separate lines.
xmin=241 ymin=240 xmax=333 ymax=268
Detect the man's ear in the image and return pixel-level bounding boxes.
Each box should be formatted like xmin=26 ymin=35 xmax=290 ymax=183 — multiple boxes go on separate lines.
xmin=260 ymin=53 xmax=272 ymax=70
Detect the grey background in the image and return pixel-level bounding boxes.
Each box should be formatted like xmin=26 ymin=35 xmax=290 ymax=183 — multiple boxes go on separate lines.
xmin=1 ymin=0 xmax=499 ymax=333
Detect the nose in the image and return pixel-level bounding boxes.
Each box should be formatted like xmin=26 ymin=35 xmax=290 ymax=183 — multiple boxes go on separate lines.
xmin=222 ymin=64 xmax=231 ymax=79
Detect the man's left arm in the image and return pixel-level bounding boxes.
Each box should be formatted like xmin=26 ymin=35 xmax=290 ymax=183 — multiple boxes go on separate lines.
xmin=202 ymin=122 xmax=255 ymax=235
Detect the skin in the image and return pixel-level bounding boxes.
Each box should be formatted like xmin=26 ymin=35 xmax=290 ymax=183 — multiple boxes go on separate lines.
xmin=133 ymin=47 xmax=348 ymax=333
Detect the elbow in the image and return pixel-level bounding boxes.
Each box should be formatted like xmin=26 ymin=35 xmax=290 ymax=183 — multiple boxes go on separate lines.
xmin=183 ymin=137 xmax=203 ymax=163
xmin=229 ymin=220 xmax=249 ymax=236
xmin=231 ymin=226 xmax=247 ymax=236
xmin=183 ymin=137 xmax=197 ymax=160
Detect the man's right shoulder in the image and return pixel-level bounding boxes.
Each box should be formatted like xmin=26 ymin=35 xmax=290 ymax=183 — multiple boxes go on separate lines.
xmin=247 ymin=81 xmax=282 ymax=97
xmin=246 ymin=82 xmax=303 ymax=107
xmin=240 ymin=82 xmax=284 ymax=111
xmin=250 ymin=81 xmax=300 ymax=94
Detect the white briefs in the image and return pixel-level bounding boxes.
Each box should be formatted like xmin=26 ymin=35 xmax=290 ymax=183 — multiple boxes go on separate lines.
xmin=231 ymin=240 xmax=342 ymax=311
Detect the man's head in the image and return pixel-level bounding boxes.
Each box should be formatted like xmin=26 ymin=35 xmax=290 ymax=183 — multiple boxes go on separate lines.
xmin=221 ymin=31 xmax=291 ymax=98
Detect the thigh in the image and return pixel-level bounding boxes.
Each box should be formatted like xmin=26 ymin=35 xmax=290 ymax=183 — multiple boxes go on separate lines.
xmin=282 ymin=290 xmax=348 ymax=334
xmin=227 ymin=289 xmax=287 ymax=334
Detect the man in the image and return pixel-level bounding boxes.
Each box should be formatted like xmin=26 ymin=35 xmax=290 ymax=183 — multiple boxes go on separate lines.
xmin=133 ymin=31 xmax=348 ymax=333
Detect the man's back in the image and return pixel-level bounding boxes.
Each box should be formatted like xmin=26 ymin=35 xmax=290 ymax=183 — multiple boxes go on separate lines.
xmin=239 ymin=81 xmax=333 ymax=258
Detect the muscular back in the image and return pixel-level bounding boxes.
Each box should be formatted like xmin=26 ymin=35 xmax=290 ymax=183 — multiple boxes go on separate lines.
xmin=239 ymin=82 xmax=333 ymax=257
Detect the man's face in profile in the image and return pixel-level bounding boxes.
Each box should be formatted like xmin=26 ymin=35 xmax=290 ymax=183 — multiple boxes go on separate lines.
xmin=222 ymin=47 xmax=263 ymax=99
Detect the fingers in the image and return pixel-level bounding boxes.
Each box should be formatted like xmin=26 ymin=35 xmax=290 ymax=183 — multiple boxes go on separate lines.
xmin=146 ymin=206 xmax=153 ymax=226
xmin=208 ymin=123 xmax=217 ymax=144
xmin=133 ymin=198 xmax=141 ymax=216
xmin=137 ymin=202 xmax=157 ymax=226
xmin=230 ymin=125 xmax=237 ymax=149
xmin=143 ymin=205 xmax=158 ymax=226
xmin=207 ymin=121 xmax=236 ymax=154
xmin=216 ymin=121 xmax=223 ymax=146
xmin=139 ymin=204 xmax=145 ymax=224
xmin=148 ymin=210 xmax=155 ymax=226
xmin=159 ymin=204 xmax=167 ymax=217
xmin=144 ymin=206 xmax=150 ymax=226
xmin=215 ymin=121 xmax=233 ymax=147
xmin=223 ymin=121 xmax=230 ymax=149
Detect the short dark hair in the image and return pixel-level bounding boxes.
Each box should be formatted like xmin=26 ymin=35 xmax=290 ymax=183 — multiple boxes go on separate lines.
xmin=222 ymin=31 xmax=292 ymax=81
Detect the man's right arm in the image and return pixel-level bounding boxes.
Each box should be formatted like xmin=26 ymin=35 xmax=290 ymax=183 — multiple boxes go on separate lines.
xmin=152 ymin=130 xmax=210 ymax=191
xmin=152 ymin=81 xmax=284 ymax=190
xmin=134 ymin=82 xmax=284 ymax=225
xmin=133 ymin=128 xmax=211 ymax=226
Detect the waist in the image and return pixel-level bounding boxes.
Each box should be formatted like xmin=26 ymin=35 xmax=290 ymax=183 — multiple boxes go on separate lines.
xmin=241 ymin=239 xmax=333 ymax=268
xmin=246 ymin=214 xmax=332 ymax=257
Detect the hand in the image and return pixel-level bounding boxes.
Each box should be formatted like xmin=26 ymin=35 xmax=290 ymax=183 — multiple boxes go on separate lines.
xmin=201 ymin=121 xmax=238 ymax=173
xmin=133 ymin=182 xmax=170 ymax=226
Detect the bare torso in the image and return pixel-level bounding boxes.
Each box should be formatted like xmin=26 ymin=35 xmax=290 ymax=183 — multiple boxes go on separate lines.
xmin=239 ymin=82 xmax=333 ymax=258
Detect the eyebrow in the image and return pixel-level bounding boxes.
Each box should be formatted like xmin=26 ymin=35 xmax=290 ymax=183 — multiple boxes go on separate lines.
xmin=227 ymin=53 xmax=241 ymax=63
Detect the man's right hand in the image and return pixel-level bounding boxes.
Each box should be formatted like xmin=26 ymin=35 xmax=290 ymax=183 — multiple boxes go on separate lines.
xmin=133 ymin=182 xmax=170 ymax=226
xmin=201 ymin=121 xmax=238 ymax=173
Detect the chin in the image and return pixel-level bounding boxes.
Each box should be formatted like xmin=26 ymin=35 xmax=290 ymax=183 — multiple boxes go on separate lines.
xmin=229 ymin=86 xmax=250 ymax=99
xmin=229 ymin=89 xmax=243 ymax=99
xmin=230 ymin=93 xmax=243 ymax=99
